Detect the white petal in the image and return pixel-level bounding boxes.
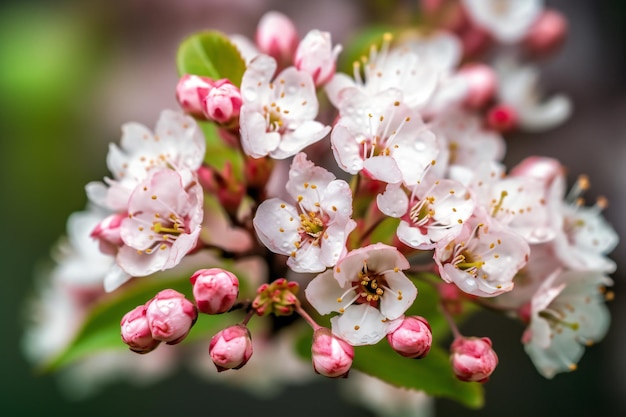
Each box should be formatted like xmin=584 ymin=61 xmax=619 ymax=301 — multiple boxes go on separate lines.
xmin=252 ymin=199 xmax=300 ymax=255
xmin=518 ymin=95 xmax=572 ymax=132
xmin=103 ymin=265 xmax=132 ymax=293
xmin=331 ymin=304 xmax=389 ymax=346
xmin=305 ymin=270 xmax=348 ymax=315
xmin=377 ymin=183 xmax=409 ymax=218
xmin=240 ymin=108 xmax=281 ymax=158
xmin=363 ymin=156 xmax=402 ymax=184
xmin=271 ymin=121 xmax=330 ymax=159
xmin=380 ymin=271 xmax=417 ymax=319
xmin=330 ymin=123 xmax=364 ymax=174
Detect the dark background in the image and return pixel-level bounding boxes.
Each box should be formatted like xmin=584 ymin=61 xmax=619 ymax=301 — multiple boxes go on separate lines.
xmin=1 ymin=0 xmax=625 ymax=416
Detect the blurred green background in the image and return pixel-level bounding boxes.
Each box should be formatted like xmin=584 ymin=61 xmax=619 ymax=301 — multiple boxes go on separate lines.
xmin=1 ymin=0 xmax=625 ymax=416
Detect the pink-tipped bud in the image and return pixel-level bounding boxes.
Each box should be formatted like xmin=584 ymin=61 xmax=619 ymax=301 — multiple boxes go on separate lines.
xmin=91 ymin=212 xmax=125 ymax=255
xmin=450 ymin=336 xmax=499 ymax=383
xmin=294 ymin=30 xmax=340 ymax=87
xmin=509 ymin=156 xmax=565 ymax=189
xmin=524 ymin=9 xmax=567 ymax=57
xmin=176 ymin=74 xmax=214 ymax=118
xmin=145 ymin=289 xmax=198 ymax=345
xmin=202 ymin=79 xmax=242 ymax=126
xmin=120 ymin=305 xmax=160 ymax=354
xmin=255 ymin=11 xmax=299 ymax=71
xmin=458 ymin=63 xmax=497 ymax=109
xmin=209 ymin=324 xmax=253 ymax=372
xmin=190 ymin=268 xmax=239 ymax=315
xmin=311 ymin=328 xmax=354 ymax=378
xmin=486 ymin=104 xmax=518 ymax=133
xmin=387 ymin=316 xmax=433 ymax=359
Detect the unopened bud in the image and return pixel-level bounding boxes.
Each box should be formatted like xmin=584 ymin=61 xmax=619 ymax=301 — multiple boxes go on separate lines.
xmin=176 ymin=74 xmax=214 ymax=118
xmin=252 ymin=278 xmax=299 ymax=317
xmin=202 ymin=79 xmax=242 ymax=126
xmin=450 ymin=336 xmax=499 ymax=383
xmin=190 ymin=268 xmax=239 ymax=314
xmin=486 ymin=104 xmax=518 ymax=133
xmin=311 ymin=328 xmax=354 ymax=378
xmin=145 ymin=289 xmax=198 ymax=345
xmin=524 ymin=9 xmax=567 ymax=57
xmin=209 ymin=324 xmax=253 ymax=372
xmin=255 ymin=11 xmax=299 ymax=71
xmin=458 ymin=63 xmax=497 ymax=109
xmin=120 ymin=305 xmax=160 ymax=354
xmin=294 ymin=30 xmax=340 ymax=87
xmin=91 ymin=212 xmax=125 ymax=255
xmin=387 ymin=316 xmax=433 ymax=359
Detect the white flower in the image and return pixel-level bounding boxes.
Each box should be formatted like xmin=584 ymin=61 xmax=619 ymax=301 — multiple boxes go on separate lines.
xmin=325 ymin=35 xmax=440 ymax=112
xmin=495 ymin=56 xmax=572 ymax=132
xmin=523 ymin=269 xmax=612 ymax=378
xmin=305 ymin=243 xmax=417 ymax=345
xmin=435 ymin=214 xmax=530 ymax=297
xmin=87 ymin=110 xmax=205 ymax=211
xmin=462 ymin=0 xmax=543 ymax=43
xmin=239 ymin=54 xmax=331 ymax=159
xmin=377 ymin=178 xmax=475 ymax=250
xmin=253 ymin=153 xmax=356 ymax=273
xmin=331 ymin=91 xmax=439 ymax=186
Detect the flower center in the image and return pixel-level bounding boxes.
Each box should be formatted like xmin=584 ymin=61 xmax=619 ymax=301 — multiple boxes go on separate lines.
xmin=298 ymin=211 xmax=324 ymax=239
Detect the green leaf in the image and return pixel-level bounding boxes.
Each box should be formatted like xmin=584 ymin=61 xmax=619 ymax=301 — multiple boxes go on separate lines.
xmin=353 ymin=342 xmax=484 ymax=409
xmin=176 ymin=30 xmax=246 ymax=86
xmin=41 ymin=254 xmax=251 ymax=373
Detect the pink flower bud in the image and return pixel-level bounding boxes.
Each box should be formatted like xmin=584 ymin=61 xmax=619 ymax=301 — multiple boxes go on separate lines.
xmin=120 ymin=305 xmax=160 ymax=354
xmin=387 ymin=316 xmax=433 ymax=359
xmin=458 ymin=63 xmax=496 ymax=109
xmin=190 ymin=268 xmax=239 ymax=314
xmin=209 ymin=324 xmax=253 ymax=372
xmin=486 ymin=104 xmax=518 ymax=133
xmin=176 ymin=74 xmax=214 ymax=118
xmin=202 ymin=79 xmax=242 ymax=125
xmin=450 ymin=336 xmax=499 ymax=383
xmin=145 ymin=289 xmax=198 ymax=345
xmin=255 ymin=11 xmax=299 ymax=71
xmin=311 ymin=328 xmax=354 ymax=378
xmin=294 ymin=30 xmax=340 ymax=87
xmin=524 ymin=9 xmax=567 ymax=57
xmin=91 ymin=212 xmax=125 ymax=255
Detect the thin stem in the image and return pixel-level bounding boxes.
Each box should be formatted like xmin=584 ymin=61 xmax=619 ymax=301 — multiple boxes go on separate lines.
xmin=358 ymin=215 xmax=386 ymax=246
xmin=241 ymin=308 xmax=256 ymax=326
xmin=440 ymin=302 xmax=462 ymax=339
xmin=295 ymin=304 xmax=321 ymax=331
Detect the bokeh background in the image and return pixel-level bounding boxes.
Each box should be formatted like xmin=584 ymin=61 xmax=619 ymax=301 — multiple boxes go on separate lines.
xmin=1 ymin=0 xmax=625 ymax=416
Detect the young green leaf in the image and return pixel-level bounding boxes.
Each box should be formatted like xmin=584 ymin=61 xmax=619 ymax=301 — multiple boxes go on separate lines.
xmin=176 ymin=30 xmax=246 ymax=86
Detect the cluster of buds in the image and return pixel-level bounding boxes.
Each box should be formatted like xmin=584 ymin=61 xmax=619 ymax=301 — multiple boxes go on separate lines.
xmin=120 ymin=289 xmax=198 ymax=354
xmin=252 ymin=278 xmax=299 ymax=317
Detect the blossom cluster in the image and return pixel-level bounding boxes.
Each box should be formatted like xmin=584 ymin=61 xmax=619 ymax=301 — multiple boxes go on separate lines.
xmin=23 ymin=0 xmax=617 ymax=411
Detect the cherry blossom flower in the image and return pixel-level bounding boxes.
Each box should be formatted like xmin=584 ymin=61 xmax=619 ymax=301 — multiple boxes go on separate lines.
xmin=325 ymin=34 xmax=440 ymax=112
xmin=54 ymin=207 xmax=129 ymax=291
xmin=377 ymin=178 xmax=475 ymax=250
xmin=331 ymin=92 xmax=439 ymax=185
xmin=294 ymin=29 xmax=342 ymax=87
xmin=239 ymin=54 xmax=331 ymax=159
xmin=86 ymin=110 xmax=205 ymax=211
xmin=253 ymin=153 xmax=356 ymax=273
xmin=461 ymin=0 xmax=543 ymax=43
xmin=434 ymin=215 xmax=530 ymax=297
xmin=494 ymin=56 xmax=572 ymax=132
xmin=552 ymin=196 xmax=618 ymax=274
xmin=117 ymin=168 xmax=203 ymax=277
xmin=305 ymin=243 xmax=417 ymax=346
xmin=522 ymin=269 xmax=613 ymax=378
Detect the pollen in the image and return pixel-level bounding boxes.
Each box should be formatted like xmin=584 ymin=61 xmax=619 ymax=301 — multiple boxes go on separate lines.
xmin=354 ymin=325 xmax=360 ymax=331
xmin=151 ymin=195 xmax=157 ymax=200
